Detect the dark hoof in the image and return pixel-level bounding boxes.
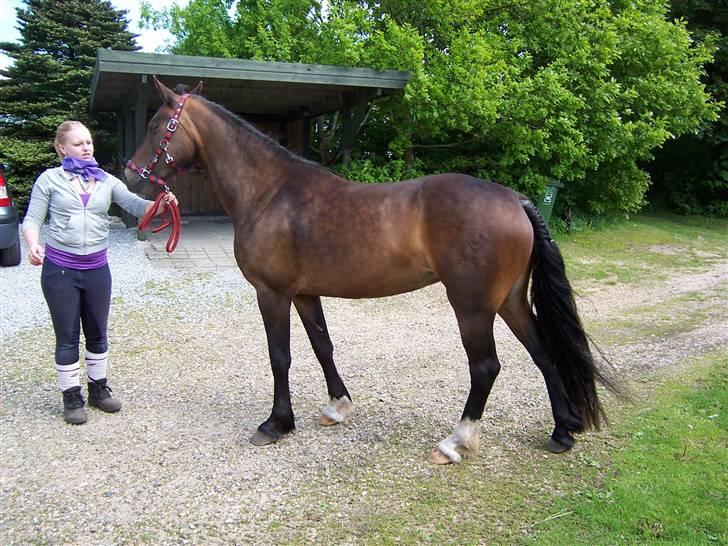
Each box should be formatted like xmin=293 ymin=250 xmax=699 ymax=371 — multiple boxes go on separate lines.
xmin=546 ymin=435 xmax=575 ymax=453
xmin=250 ymin=430 xmax=279 ymax=446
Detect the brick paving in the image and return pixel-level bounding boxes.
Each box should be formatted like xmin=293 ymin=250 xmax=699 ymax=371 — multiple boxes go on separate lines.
xmin=141 ymin=216 xmax=238 ymax=269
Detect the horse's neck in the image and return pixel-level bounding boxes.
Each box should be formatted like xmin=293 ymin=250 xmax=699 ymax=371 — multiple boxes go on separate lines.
xmin=193 ymin=104 xmax=292 ymax=211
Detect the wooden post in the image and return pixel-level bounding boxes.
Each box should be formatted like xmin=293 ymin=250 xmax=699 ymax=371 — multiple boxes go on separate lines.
xmin=302 ymin=118 xmax=310 ymax=159
xmin=134 ymin=75 xmax=149 ymax=146
xmin=120 ymin=109 xmax=138 ymax=228
xmin=116 ymin=115 xmax=124 ymax=167
xmin=123 ymin=110 xmax=134 ymax=163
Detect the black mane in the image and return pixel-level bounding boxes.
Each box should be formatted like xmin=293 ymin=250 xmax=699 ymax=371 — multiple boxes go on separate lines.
xmin=197 ymin=95 xmax=329 ymax=172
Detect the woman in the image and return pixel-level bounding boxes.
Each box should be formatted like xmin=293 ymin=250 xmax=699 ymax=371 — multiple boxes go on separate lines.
xmin=22 ymin=120 xmax=178 ymax=424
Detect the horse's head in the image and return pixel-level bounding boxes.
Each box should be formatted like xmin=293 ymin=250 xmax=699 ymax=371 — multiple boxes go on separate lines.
xmin=124 ymin=76 xmax=203 ymax=192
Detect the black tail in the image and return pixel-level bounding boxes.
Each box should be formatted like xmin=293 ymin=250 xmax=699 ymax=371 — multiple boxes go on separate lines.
xmin=521 ymin=200 xmax=618 ymax=431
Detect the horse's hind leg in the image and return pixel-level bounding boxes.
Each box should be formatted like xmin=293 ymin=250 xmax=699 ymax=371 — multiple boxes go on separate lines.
xmin=429 ymin=298 xmax=500 ymax=465
xmin=498 ymin=278 xmax=583 ymax=452
xmin=293 ymin=295 xmax=352 ymax=426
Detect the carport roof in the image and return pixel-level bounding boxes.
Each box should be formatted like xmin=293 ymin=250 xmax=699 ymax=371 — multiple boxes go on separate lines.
xmin=90 ymin=50 xmax=410 ymax=118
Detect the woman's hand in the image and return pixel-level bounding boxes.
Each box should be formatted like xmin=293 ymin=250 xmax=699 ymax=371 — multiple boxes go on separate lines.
xmin=27 ymin=242 xmax=44 ymax=266
xmin=23 ymin=228 xmax=43 ymax=266
xmin=156 ymin=192 xmax=179 ymax=216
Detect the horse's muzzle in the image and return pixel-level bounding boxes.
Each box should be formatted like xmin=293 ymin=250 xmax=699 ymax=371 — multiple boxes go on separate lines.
xmin=122 ymin=166 xmax=146 ymax=192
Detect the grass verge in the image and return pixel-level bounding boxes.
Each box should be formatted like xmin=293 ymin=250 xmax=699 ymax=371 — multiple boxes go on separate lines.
xmin=525 ymin=350 xmax=727 ymax=545
xmin=554 ymin=213 xmax=726 ymax=291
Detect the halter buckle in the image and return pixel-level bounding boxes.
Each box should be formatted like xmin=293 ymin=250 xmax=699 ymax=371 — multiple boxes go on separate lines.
xmin=140 ymin=167 xmax=151 ymax=179
xmin=166 ymin=118 xmax=179 ymax=132
xmin=165 ymin=154 xmax=175 ymax=165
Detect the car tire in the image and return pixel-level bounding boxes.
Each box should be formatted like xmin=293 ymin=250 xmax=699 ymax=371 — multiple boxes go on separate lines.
xmin=0 ymin=235 xmax=21 ymax=267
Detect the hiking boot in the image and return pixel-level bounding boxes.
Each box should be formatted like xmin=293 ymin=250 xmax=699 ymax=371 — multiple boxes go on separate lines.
xmin=88 ymin=378 xmax=122 ymax=413
xmin=62 ymin=386 xmax=87 ymax=424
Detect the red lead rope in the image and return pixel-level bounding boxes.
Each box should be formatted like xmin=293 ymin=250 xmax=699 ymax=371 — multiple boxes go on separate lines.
xmin=138 ymin=193 xmax=181 ymax=253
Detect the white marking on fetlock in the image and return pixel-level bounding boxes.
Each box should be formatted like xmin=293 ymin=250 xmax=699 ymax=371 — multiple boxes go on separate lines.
xmin=435 ymin=418 xmax=480 ymax=464
xmin=321 ymin=396 xmax=353 ymax=423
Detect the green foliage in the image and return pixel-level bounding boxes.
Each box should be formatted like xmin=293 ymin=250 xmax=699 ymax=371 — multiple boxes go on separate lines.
xmin=335 ymin=157 xmax=426 ymax=183
xmin=647 ymin=0 xmax=727 ymax=217
xmin=141 ymin=0 xmax=719 ymax=215
xmin=0 ymin=0 xmax=138 ymax=216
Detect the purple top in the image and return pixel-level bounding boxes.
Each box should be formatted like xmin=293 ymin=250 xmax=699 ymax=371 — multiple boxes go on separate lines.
xmin=80 ymin=193 xmax=91 ymax=206
xmin=45 ymin=245 xmax=108 ymax=270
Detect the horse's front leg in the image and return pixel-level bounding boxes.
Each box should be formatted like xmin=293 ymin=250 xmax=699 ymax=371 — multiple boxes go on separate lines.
xmin=250 ymin=288 xmax=295 ymax=446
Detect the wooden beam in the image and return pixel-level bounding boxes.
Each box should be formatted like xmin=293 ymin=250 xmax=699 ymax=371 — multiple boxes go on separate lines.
xmin=96 ymin=50 xmax=411 ymax=89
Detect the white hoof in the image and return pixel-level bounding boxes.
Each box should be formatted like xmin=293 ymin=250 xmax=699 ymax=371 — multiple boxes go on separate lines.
xmin=427 ymin=448 xmax=454 ymax=465
xmin=431 ymin=419 xmax=480 ymax=464
xmin=319 ymin=396 xmax=353 ymax=425
xmin=434 ymin=439 xmax=464 ymax=464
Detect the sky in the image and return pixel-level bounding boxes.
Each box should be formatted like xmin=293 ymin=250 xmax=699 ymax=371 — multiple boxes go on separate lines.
xmin=0 ymin=0 xmax=188 ymax=70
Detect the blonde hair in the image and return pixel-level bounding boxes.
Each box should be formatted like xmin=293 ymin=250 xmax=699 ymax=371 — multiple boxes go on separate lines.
xmin=54 ymin=121 xmax=90 ymax=160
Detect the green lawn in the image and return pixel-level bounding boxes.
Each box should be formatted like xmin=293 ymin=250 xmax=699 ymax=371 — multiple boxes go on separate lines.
xmin=525 ymin=351 xmax=727 ymax=545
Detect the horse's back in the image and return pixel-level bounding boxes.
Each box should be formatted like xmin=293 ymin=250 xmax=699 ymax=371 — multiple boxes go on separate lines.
xmin=336 ymin=172 xmax=533 ymax=292
xmin=415 ymin=174 xmax=535 ymax=303
xmin=249 ymin=171 xmax=534 ymax=300
xmin=416 ymin=172 xmax=525 ymax=208
xmin=415 ymin=173 xmax=534 ymax=245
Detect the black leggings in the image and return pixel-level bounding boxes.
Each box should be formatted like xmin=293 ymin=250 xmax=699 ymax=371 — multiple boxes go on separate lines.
xmin=41 ymin=260 xmax=112 ymax=365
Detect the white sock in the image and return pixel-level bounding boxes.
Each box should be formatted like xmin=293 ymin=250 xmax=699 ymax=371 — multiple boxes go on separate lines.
xmin=85 ymin=350 xmax=108 ymax=382
xmin=56 ymin=362 xmax=81 ymax=391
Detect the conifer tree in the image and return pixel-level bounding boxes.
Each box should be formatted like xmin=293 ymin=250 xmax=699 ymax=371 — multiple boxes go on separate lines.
xmin=0 ymin=0 xmax=139 ymax=214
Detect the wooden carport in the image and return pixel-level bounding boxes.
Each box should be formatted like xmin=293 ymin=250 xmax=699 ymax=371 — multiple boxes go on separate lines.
xmin=89 ymin=50 xmax=410 ymax=217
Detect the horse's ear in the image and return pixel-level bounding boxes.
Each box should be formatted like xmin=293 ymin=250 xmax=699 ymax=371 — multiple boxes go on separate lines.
xmin=153 ymin=75 xmax=177 ymax=105
xmin=190 ymin=80 xmax=203 ymax=95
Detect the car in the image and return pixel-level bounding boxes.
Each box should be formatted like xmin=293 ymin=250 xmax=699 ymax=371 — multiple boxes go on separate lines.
xmin=0 ymin=163 xmax=21 ymax=266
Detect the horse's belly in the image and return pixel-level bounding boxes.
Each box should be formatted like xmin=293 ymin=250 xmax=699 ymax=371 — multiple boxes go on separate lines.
xmin=302 ymin=257 xmax=439 ymax=299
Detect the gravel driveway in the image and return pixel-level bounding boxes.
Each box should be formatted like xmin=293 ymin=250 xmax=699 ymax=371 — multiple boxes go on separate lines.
xmin=1 ymin=221 xmax=726 ymax=545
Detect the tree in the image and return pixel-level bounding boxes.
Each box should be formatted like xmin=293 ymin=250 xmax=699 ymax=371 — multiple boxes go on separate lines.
xmin=0 ymin=0 xmax=139 ymax=215
xmin=142 ymin=0 xmax=719 ymax=215
xmin=647 ymin=0 xmax=727 ymax=216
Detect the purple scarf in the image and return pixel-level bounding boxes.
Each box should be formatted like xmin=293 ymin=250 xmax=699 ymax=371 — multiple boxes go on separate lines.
xmin=62 ymin=156 xmax=108 ymax=182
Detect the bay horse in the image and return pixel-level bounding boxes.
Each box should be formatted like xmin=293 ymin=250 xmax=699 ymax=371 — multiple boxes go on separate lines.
xmin=126 ymin=77 xmax=616 ymax=464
